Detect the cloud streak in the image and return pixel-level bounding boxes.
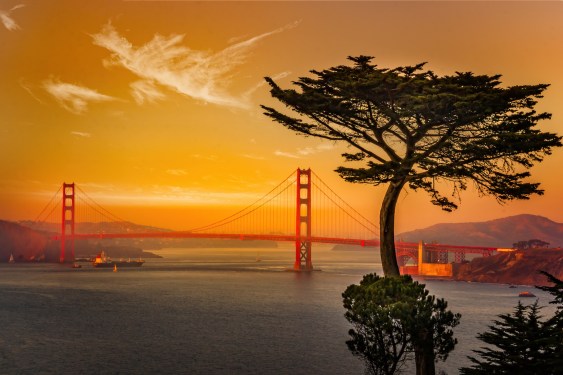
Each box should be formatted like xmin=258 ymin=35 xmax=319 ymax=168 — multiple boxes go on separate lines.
xmin=244 ymin=71 xmax=291 ymax=98
xmin=43 ymin=79 xmax=117 ymax=114
xmin=241 ymin=154 xmax=266 ymax=160
xmin=71 ymin=131 xmax=92 ymax=138
xmin=130 ymin=80 xmax=166 ymax=105
xmin=20 ymin=78 xmax=44 ymax=104
xmin=166 ymin=169 xmax=188 ymax=176
xmin=91 ymin=21 xmax=299 ymax=109
xmin=87 ymin=186 xmax=260 ymax=206
xmin=274 ymin=150 xmax=301 ymax=159
xmin=274 ymin=143 xmax=335 ymax=159
xmin=0 ymin=4 xmax=25 ymax=31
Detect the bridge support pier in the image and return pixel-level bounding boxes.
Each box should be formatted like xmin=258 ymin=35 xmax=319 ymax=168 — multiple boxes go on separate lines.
xmin=454 ymin=251 xmax=465 ymax=263
xmin=60 ymin=182 xmax=75 ymax=263
xmin=294 ymin=169 xmax=313 ymax=271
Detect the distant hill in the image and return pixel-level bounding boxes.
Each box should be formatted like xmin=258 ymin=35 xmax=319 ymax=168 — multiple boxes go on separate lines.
xmin=19 ymin=220 xmax=171 ymax=234
xmin=454 ymin=249 xmax=563 ymax=286
xmin=0 ymin=220 xmax=58 ymax=261
xmin=18 ymin=221 xmax=277 ymax=250
xmin=397 ymin=214 xmax=563 ymax=248
xmin=5 ymin=220 xmax=277 ymax=262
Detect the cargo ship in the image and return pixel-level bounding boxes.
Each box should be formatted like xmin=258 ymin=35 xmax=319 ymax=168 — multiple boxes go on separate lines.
xmin=92 ymin=251 xmax=145 ymax=268
xmin=518 ymin=291 xmax=536 ymax=298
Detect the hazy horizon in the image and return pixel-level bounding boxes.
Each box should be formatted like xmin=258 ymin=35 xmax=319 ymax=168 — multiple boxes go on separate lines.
xmin=2 ymin=1 xmax=562 ymax=233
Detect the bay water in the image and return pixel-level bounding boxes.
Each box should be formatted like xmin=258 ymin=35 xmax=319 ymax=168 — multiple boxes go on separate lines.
xmin=0 ymin=244 xmax=555 ymax=374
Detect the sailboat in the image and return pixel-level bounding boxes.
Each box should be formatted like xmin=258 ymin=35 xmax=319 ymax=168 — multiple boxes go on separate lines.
xmin=8 ymin=253 xmax=15 ymax=264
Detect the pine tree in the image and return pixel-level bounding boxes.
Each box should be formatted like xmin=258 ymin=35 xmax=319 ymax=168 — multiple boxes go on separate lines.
xmin=460 ymin=301 xmax=558 ymax=374
xmin=537 ymin=271 xmax=563 ymax=370
xmin=537 ymin=271 xmax=563 ymax=308
xmin=262 ymin=56 xmax=562 ymax=278
xmin=342 ymin=274 xmax=460 ymax=374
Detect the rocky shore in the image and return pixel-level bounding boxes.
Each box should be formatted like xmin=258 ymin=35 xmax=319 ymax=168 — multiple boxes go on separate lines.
xmin=453 ymin=249 xmax=563 ymax=286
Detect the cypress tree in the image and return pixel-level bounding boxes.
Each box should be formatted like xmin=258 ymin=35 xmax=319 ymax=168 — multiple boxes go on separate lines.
xmin=262 ymin=56 xmax=561 ymax=278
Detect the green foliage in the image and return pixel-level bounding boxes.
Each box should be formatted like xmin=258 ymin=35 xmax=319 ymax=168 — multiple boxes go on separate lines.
xmin=513 ymin=239 xmax=550 ymax=250
xmin=342 ymin=274 xmax=461 ymax=374
xmin=460 ymin=302 xmax=558 ymax=375
xmin=461 ymin=272 xmax=563 ymax=374
xmin=537 ymin=271 xmax=563 ymax=369
xmin=537 ymin=271 xmax=563 ymax=310
xmin=262 ymin=56 xmax=561 ymax=211
xmin=263 ymin=56 xmax=560 ymax=278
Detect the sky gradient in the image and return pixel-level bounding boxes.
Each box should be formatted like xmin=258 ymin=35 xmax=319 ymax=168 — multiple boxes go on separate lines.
xmin=1 ymin=1 xmax=562 ymax=233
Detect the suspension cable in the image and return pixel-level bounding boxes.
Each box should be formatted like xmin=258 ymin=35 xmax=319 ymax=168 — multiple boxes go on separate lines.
xmin=312 ymin=171 xmax=379 ymax=231
xmin=187 ymin=170 xmax=297 ymax=232
xmin=76 ymin=185 xmax=127 ymax=223
xmin=34 ymin=185 xmax=62 ymax=222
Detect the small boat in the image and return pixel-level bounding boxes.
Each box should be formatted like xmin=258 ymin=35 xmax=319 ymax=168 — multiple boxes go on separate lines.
xmin=8 ymin=253 xmax=15 ymax=264
xmin=519 ymin=291 xmax=536 ymax=298
xmin=92 ymin=250 xmax=144 ymax=268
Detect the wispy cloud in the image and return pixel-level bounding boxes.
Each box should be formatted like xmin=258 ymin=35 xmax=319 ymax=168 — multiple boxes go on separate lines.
xmin=130 ymin=80 xmax=166 ymax=105
xmin=191 ymin=154 xmax=218 ymax=161
xmin=19 ymin=78 xmax=44 ymax=104
xmin=91 ymin=21 xmax=299 ymax=109
xmin=85 ymin=185 xmax=260 ymax=206
xmin=274 ymin=150 xmax=300 ymax=159
xmin=71 ymin=131 xmax=92 ymax=138
xmin=78 ymin=182 xmax=117 ymax=192
xmin=241 ymin=154 xmax=266 ymax=160
xmin=244 ymin=71 xmax=291 ymax=98
xmin=0 ymin=4 xmax=25 ymax=31
xmin=166 ymin=169 xmax=188 ymax=176
xmin=297 ymin=143 xmax=334 ymax=156
xmin=274 ymin=143 xmax=335 ymax=159
xmin=43 ymin=78 xmax=117 ymax=114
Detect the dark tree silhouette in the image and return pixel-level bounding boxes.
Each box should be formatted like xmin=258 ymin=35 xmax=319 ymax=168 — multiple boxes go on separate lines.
xmin=462 ymin=272 xmax=563 ymax=374
xmin=262 ymin=56 xmax=561 ymax=277
xmin=538 ymin=271 xmax=563 ymax=308
xmin=513 ymin=239 xmax=550 ymax=250
xmin=342 ymin=274 xmax=460 ymax=375
xmin=460 ymin=301 xmax=558 ymax=374
xmin=537 ymin=271 xmax=563 ymax=369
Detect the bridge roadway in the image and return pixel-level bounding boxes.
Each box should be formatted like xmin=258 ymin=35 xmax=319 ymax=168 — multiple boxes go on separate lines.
xmin=51 ymin=232 xmax=497 ymax=256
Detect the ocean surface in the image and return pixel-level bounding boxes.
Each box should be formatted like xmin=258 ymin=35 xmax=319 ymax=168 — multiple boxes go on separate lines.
xmin=0 ymin=244 xmax=556 ymax=374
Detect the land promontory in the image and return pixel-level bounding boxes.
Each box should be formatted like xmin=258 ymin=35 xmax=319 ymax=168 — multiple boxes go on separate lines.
xmin=396 ymin=214 xmax=563 ymax=286
xmin=397 ymin=214 xmax=563 ymax=248
xmin=453 ymin=248 xmax=563 ymax=286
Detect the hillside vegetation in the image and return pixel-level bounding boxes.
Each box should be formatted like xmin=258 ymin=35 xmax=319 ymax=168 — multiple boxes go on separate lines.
xmin=454 ymin=249 xmax=563 ymax=286
xmin=397 ymin=214 xmax=563 ymax=248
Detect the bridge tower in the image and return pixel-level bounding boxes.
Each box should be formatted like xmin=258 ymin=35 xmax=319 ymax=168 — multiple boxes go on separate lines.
xmin=295 ymin=168 xmax=312 ymax=271
xmin=60 ymin=183 xmax=75 ymax=263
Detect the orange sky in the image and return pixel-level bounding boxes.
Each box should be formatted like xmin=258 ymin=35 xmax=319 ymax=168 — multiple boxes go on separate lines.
xmin=1 ymin=1 xmax=562 ymax=233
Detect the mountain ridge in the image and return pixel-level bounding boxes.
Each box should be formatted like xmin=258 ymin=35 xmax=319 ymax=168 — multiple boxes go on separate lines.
xmin=397 ymin=214 xmax=563 ymax=248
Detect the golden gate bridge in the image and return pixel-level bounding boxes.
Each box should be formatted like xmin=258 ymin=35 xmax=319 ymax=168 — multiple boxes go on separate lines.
xmin=32 ymin=169 xmax=496 ymax=273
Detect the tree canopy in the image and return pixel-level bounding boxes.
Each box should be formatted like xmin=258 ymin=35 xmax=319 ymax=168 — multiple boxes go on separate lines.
xmin=537 ymin=271 xmax=563 ymax=369
xmin=262 ymin=56 xmax=561 ymax=276
xmin=461 ymin=272 xmax=563 ymax=374
xmin=460 ymin=301 xmax=557 ymax=374
xmin=342 ymin=273 xmax=460 ymax=375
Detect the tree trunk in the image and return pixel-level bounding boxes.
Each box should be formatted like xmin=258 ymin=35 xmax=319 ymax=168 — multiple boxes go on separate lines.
xmin=414 ymin=329 xmax=436 ymax=375
xmin=379 ymin=179 xmax=406 ymax=277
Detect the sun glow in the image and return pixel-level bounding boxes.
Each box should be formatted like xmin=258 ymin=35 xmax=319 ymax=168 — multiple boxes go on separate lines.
xmin=1 ymin=1 xmax=562 ymax=233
